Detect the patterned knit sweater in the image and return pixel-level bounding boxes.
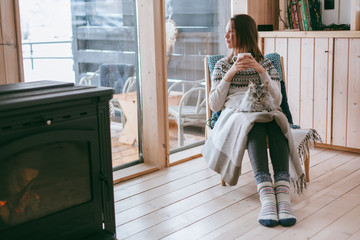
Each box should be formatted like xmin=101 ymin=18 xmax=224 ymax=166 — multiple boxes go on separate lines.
xmin=209 ymin=57 xmax=282 ymax=113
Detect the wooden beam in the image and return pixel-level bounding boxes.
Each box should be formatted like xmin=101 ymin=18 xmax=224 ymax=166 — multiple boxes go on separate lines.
xmin=0 ymin=0 xmax=24 ymax=85
xmin=351 ymin=0 xmax=360 ymax=30
xmin=137 ymin=0 xmax=169 ymax=168
xmin=14 ymin=0 xmax=24 ymax=83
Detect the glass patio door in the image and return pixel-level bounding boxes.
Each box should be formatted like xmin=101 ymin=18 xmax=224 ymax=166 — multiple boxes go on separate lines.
xmin=165 ymin=0 xmax=231 ymax=161
xmin=18 ymin=0 xmax=142 ymax=170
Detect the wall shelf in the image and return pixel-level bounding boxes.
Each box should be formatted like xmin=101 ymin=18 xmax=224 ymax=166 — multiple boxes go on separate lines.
xmin=259 ymin=30 xmax=360 ymax=38
xmin=232 ymin=0 xmax=360 ymax=32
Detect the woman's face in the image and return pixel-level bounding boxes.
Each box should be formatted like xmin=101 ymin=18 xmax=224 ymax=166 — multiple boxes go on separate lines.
xmin=224 ymin=20 xmax=236 ymax=49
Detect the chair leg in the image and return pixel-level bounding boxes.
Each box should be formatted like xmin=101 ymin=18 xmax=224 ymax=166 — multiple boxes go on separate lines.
xmin=304 ymin=155 xmax=310 ymax=182
xmin=120 ymin=110 xmax=126 ymax=128
xmin=178 ymin=121 xmax=184 ymax=147
xmin=221 ymin=178 xmax=226 ymax=186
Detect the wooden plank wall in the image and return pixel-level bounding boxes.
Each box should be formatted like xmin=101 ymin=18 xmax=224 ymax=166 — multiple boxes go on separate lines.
xmin=300 ymin=38 xmax=314 ymax=129
xmin=327 ymin=38 xmax=360 ymax=150
xmin=346 ymin=39 xmax=360 ymax=148
xmin=287 ymin=38 xmax=301 ymax=126
xmin=262 ymin=36 xmax=360 ymax=150
xmin=332 ymin=38 xmax=349 ymax=147
xmin=262 ymin=37 xmax=331 ymax=144
xmin=0 ymin=0 xmax=23 ymax=85
xmin=313 ymin=38 xmax=330 ymax=144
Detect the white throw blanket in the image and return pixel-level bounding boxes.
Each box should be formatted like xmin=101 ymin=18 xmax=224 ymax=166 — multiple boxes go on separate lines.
xmin=201 ymin=108 xmax=320 ymax=194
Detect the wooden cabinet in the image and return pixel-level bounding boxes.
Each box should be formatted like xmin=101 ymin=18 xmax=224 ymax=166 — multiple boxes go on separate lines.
xmin=260 ymin=32 xmax=360 ymax=150
xmin=332 ymin=38 xmax=349 ymax=147
xmin=333 ymin=38 xmax=360 ymax=149
xmin=234 ymin=0 xmax=360 ymax=150
xmin=313 ymin=38 xmax=332 ymax=145
xmin=347 ymin=39 xmax=360 ymax=148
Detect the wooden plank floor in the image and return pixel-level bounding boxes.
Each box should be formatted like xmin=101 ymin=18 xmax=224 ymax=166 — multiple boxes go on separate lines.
xmin=113 ymin=147 xmax=360 ymax=239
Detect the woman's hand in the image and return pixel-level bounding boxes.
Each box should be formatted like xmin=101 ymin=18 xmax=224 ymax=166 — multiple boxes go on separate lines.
xmin=223 ymin=57 xmax=247 ymax=82
xmin=223 ymin=55 xmax=266 ymax=82
xmin=237 ymin=55 xmax=266 ymax=74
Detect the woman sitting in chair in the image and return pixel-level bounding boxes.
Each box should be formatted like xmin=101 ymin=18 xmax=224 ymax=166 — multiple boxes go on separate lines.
xmin=201 ymin=14 xmax=305 ymax=227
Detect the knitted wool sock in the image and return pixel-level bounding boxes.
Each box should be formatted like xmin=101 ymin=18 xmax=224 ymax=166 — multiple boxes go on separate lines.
xmin=257 ymin=181 xmax=278 ymax=227
xmin=274 ymin=180 xmax=297 ymax=227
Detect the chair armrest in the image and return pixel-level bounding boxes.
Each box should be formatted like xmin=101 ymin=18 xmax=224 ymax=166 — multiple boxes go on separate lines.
xmin=168 ymin=80 xmax=204 ymax=95
xmin=177 ymin=87 xmax=206 ymax=115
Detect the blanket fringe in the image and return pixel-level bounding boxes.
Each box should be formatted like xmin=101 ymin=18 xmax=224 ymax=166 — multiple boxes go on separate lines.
xmin=291 ymin=173 xmax=307 ymax=195
xmin=297 ymin=129 xmax=323 ymax=165
xmin=292 ymin=129 xmax=322 ymax=195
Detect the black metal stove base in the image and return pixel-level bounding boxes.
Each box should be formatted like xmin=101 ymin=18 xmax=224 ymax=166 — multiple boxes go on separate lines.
xmin=0 ymin=81 xmax=116 ymax=240
xmin=84 ymin=230 xmax=116 ymax=240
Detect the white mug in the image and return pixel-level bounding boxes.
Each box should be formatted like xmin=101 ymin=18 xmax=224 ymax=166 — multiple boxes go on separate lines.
xmin=232 ymin=52 xmax=251 ymax=62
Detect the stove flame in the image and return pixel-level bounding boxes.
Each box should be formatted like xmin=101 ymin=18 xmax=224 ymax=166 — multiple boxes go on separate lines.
xmin=15 ymin=192 xmax=40 ymax=216
xmin=0 ymin=200 xmax=7 ymax=207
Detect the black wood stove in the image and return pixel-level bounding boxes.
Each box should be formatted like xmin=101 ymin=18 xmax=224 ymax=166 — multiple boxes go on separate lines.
xmin=0 ymin=81 xmax=116 ymax=240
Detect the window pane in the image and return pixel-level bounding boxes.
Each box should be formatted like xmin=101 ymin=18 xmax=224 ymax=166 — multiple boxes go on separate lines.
xmin=166 ymin=0 xmax=230 ymax=156
xmin=19 ymin=0 xmax=142 ymax=170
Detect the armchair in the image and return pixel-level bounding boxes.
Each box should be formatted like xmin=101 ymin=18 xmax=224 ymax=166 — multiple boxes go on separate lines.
xmin=204 ymin=53 xmax=321 ymax=186
xmin=99 ymin=63 xmax=135 ymax=94
xmin=111 ymin=76 xmax=137 ymax=125
xmin=168 ymin=80 xmax=207 ymax=147
xmin=79 ymin=64 xmax=136 ymax=125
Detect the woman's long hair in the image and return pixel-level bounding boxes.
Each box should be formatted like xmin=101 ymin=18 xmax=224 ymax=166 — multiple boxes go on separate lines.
xmin=229 ymin=14 xmax=264 ymax=62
